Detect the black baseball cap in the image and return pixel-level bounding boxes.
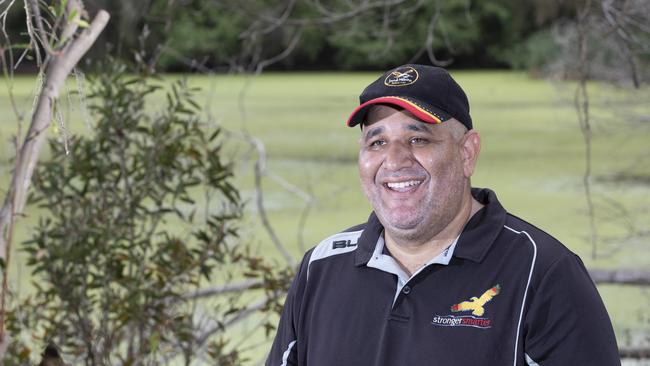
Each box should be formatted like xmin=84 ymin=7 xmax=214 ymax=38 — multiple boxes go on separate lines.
xmin=346 ymin=64 xmax=472 ymax=130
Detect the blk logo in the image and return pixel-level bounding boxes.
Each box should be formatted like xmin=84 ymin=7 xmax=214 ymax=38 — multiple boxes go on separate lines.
xmin=332 ymin=239 xmax=357 ymax=249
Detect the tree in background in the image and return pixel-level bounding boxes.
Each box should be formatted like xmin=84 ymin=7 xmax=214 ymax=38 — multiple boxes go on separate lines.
xmin=0 ymin=0 xmax=551 ymax=71
xmin=0 ymin=0 xmax=109 ymax=359
xmin=536 ymin=0 xmax=650 ymax=260
xmin=5 ymin=61 xmax=292 ymax=365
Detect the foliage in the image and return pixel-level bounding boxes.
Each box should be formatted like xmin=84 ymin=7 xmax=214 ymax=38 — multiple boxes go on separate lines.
xmin=3 ymin=61 xmax=292 ymax=365
xmin=0 ymin=0 xmax=542 ymax=71
xmin=2 ymin=0 xmax=648 ymax=75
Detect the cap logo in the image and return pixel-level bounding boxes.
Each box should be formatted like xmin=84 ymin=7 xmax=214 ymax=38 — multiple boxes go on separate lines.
xmin=384 ymin=66 xmax=418 ymax=87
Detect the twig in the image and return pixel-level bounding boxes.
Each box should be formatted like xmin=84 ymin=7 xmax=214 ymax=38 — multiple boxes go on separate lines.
xmin=589 ymin=269 xmax=650 ymax=286
xmin=184 ymin=279 xmax=264 ymax=300
xmin=250 ymin=136 xmax=296 ymax=266
xmin=619 ymin=346 xmax=650 ymax=359
xmin=600 ymin=0 xmax=640 ymax=88
xmin=254 ymin=29 xmax=303 ymax=73
xmin=574 ymin=0 xmax=598 ymax=259
xmin=196 ymin=295 xmax=278 ymax=346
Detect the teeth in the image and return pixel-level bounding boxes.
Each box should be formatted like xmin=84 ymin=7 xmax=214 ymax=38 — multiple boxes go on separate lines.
xmin=386 ymin=180 xmax=422 ymax=190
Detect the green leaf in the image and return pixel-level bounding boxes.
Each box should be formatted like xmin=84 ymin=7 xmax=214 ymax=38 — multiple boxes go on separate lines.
xmin=77 ymin=19 xmax=90 ymax=28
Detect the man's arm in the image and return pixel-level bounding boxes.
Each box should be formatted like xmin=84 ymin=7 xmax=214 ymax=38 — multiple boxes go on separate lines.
xmin=523 ymin=253 xmax=621 ymax=365
xmin=266 ymin=251 xmax=311 ymax=366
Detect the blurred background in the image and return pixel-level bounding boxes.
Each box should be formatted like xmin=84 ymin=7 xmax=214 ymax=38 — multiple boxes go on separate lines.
xmin=0 ymin=0 xmax=649 ymax=364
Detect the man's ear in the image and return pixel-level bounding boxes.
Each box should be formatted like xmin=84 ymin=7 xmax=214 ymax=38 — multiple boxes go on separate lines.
xmin=461 ymin=130 xmax=481 ymax=178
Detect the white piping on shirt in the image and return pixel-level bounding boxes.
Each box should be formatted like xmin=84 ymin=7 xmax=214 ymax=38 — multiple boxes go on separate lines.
xmin=504 ymin=225 xmax=538 ymax=366
xmin=525 ymin=353 xmax=540 ymax=365
xmin=281 ymin=340 xmax=297 ymax=366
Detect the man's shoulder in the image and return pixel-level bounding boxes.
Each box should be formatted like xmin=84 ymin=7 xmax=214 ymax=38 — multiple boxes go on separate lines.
xmin=501 ymin=213 xmax=580 ymax=274
xmin=307 ymin=223 xmax=367 ymax=266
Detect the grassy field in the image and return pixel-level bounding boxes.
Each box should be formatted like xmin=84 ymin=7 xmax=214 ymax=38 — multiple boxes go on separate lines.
xmin=1 ymin=71 xmax=649 ymax=361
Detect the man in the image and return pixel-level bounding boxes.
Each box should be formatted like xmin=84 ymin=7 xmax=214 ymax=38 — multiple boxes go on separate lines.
xmin=267 ymin=64 xmax=620 ymax=365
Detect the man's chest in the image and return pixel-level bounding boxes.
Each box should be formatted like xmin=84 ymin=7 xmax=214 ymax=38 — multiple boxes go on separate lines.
xmin=298 ymin=258 xmax=532 ymax=366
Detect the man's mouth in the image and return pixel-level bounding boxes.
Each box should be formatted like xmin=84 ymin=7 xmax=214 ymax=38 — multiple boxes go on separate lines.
xmin=384 ymin=180 xmax=423 ymax=192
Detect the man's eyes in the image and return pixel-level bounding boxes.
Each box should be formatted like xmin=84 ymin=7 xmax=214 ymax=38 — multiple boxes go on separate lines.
xmin=367 ymin=137 xmax=429 ymax=148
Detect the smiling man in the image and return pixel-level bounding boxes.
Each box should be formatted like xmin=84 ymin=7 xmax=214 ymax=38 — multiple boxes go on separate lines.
xmin=266 ymin=64 xmax=620 ymax=366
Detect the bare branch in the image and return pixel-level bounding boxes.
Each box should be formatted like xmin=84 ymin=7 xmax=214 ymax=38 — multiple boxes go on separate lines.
xmin=184 ymin=279 xmax=264 ymax=300
xmin=255 ymin=28 xmax=303 ymax=74
xmin=196 ymin=295 xmax=277 ymax=346
xmin=589 ymin=269 xmax=650 ymax=286
xmin=573 ymin=0 xmax=599 ymax=259
xmin=601 ymin=0 xmax=640 ymax=87
xmin=249 ymin=136 xmax=296 ymax=266
xmin=409 ymin=0 xmax=452 ymax=66
xmin=620 ymin=346 xmax=650 ymax=359
xmin=241 ymin=0 xmax=298 ymax=38
xmin=25 ymin=0 xmax=54 ymax=56
xmin=288 ymin=0 xmax=412 ymax=26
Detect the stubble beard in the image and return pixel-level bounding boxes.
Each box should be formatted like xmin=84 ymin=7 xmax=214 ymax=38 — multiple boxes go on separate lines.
xmin=367 ymin=175 xmax=467 ymax=246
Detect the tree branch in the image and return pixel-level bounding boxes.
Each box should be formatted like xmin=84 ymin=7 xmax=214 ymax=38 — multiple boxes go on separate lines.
xmin=0 ymin=3 xmax=109 ymax=262
xmin=589 ymin=269 xmax=650 ymax=286
xmin=196 ymin=295 xmax=275 ymax=346
xmin=619 ymin=346 xmax=650 ymax=359
xmin=184 ymin=279 xmax=264 ymax=300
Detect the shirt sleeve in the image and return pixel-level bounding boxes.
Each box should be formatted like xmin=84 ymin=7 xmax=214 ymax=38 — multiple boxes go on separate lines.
xmin=523 ymin=253 xmax=621 ymax=365
xmin=266 ymin=251 xmax=311 ymax=366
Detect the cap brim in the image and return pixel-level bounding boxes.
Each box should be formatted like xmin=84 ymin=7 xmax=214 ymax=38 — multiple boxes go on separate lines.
xmin=346 ymin=96 xmax=450 ymax=127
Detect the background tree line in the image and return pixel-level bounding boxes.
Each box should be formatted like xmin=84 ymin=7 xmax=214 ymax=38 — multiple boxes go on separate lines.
xmin=1 ymin=0 xmax=647 ymax=78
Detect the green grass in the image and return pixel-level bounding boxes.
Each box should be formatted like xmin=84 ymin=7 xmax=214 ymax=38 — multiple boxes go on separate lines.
xmin=1 ymin=71 xmax=649 ymax=360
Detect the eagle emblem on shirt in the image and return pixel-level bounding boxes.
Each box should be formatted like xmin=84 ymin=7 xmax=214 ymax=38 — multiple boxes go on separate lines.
xmin=450 ymin=284 xmax=501 ymax=317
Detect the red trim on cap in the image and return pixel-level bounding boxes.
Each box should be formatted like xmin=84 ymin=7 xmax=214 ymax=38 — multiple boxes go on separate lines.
xmin=346 ymin=96 xmax=443 ymax=126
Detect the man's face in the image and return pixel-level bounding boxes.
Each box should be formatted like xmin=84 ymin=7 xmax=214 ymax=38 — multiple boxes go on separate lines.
xmin=358 ymin=105 xmax=477 ymax=243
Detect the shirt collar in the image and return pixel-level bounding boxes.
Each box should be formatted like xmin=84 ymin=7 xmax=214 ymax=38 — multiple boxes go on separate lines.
xmin=354 ymin=187 xmax=507 ymax=267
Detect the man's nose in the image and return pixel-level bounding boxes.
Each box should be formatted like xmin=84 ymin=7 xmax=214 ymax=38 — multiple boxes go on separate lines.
xmin=384 ymin=141 xmax=414 ymax=170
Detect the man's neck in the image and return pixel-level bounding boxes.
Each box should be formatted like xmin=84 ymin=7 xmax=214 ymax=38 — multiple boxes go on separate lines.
xmin=384 ymin=197 xmax=483 ymax=276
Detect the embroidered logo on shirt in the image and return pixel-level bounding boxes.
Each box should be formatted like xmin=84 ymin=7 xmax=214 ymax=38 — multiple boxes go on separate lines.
xmin=332 ymin=239 xmax=357 ymax=249
xmin=431 ymin=285 xmax=501 ymax=329
xmin=451 ymin=284 xmax=501 ymax=316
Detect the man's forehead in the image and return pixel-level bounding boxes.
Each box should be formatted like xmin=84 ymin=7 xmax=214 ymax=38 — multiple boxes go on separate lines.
xmin=366 ymin=104 xmax=413 ymax=123
xmin=363 ymin=105 xmax=435 ymax=133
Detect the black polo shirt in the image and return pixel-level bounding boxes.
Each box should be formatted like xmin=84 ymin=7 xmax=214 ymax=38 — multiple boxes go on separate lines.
xmin=266 ymin=188 xmax=620 ymax=365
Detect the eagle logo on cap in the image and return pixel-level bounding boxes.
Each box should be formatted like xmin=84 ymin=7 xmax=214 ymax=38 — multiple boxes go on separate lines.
xmin=384 ymin=66 xmax=419 ymax=87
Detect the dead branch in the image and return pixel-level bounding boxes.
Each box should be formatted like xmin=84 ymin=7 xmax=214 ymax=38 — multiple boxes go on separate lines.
xmin=574 ymin=0 xmax=599 ymax=260
xmin=196 ymin=295 xmax=277 ymax=346
xmin=184 ymin=279 xmax=264 ymax=300
xmin=601 ymin=0 xmax=640 ymax=87
xmin=24 ymin=0 xmax=49 ymax=62
xmin=589 ymin=269 xmax=650 ymax=286
xmin=254 ymin=28 xmax=302 ymax=73
xmin=284 ymin=0 xmax=413 ymax=26
xmin=250 ymin=136 xmax=297 ymax=266
xmin=620 ymin=346 xmax=650 ymax=359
